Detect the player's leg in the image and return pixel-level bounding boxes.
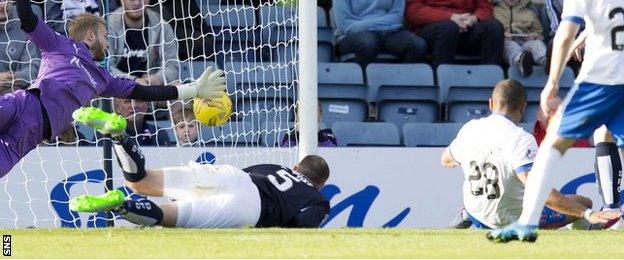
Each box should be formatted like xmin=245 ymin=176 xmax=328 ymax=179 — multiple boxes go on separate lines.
xmin=0 ymin=92 xmax=19 ymax=133
xmin=593 ymin=126 xmax=621 ymax=210
xmin=488 ymin=83 xmax=616 ymax=242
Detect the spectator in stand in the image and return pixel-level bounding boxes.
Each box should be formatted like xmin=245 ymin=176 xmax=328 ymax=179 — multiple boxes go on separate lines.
xmin=149 ymin=0 xmax=214 ymax=61
xmin=405 ymin=0 xmax=504 ymax=67
xmin=281 ymin=104 xmax=337 ymax=147
xmin=0 ymin=0 xmax=40 ymax=94
xmin=172 ymin=108 xmax=200 ymax=147
xmin=114 ymin=99 xmax=170 ymax=146
xmin=543 ymin=0 xmax=581 ymax=74
xmin=494 ymin=0 xmax=546 ymax=77
xmin=45 ymin=0 xmax=102 ymax=35
xmin=333 ymin=0 xmax=428 ymax=68
xmin=107 ymin=0 xmax=179 ymax=86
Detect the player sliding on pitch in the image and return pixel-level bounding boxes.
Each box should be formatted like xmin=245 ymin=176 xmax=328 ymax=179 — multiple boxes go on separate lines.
xmin=488 ymin=0 xmax=624 ymax=242
xmin=68 ymin=108 xmax=330 ymax=228
xmin=0 ymin=0 xmax=226 ymax=178
xmin=442 ymin=80 xmax=621 ymax=231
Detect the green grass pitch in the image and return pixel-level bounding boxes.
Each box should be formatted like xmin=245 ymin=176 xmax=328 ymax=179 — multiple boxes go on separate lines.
xmin=1 ymin=228 xmax=623 ymax=258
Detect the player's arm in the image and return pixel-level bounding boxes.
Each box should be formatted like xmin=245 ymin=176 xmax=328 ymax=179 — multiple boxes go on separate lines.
xmin=284 ymin=204 xmax=329 ymax=228
xmin=16 ymin=0 xmax=61 ymax=51
xmin=104 ymin=67 xmax=226 ymax=101
xmin=517 ymin=173 xmax=621 ymax=223
xmin=541 ymin=2 xmax=583 ymax=116
xmin=440 ymin=148 xmax=458 ymax=168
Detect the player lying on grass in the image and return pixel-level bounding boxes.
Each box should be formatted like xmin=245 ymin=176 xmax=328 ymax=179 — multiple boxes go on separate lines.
xmin=487 ymin=0 xmax=624 ymax=242
xmin=68 ymin=108 xmax=330 ymax=228
xmin=441 ymin=80 xmax=622 ymax=231
xmin=0 ymin=0 xmax=225 ymax=178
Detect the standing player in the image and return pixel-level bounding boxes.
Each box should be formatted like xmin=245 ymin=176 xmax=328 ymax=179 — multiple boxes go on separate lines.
xmin=69 ymin=109 xmax=330 ymax=228
xmin=488 ymin=0 xmax=624 ymax=242
xmin=0 ymin=0 xmax=225 ymax=177
xmin=442 ymin=80 xmax=620 ymax=230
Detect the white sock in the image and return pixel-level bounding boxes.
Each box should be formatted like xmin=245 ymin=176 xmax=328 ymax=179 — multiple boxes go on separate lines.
xmin=518 ymin=146 xmax=563 ymax=226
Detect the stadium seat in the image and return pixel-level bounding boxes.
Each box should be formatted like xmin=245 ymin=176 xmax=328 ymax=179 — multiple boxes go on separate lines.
xmin=224 ymin=62 xmax=297 ymax=123
xmin=437 ymin=64 xmax=505 ymax=103
xmin=260 ymin=121 xmax=293 ymax=146
xmin=201 ymin=121 xmax=259 ymax=146
xmin=403 ymin=123 xmax=463 ymax=147
xmin=366 ymin=63 xmax=439 ymax=130
xmin=522 ymin=81 xmax=571 ymax=122
xmin=507 ymin=66 xmax=576 ymax=88
xmin=317 ymin=6 xmax=328 ymax=27
xmin=332 ymin=122 xmax=401 ymax=147
xmin=179 ymin=60 xmax=218 ymax=83
xmin=318 ymin=63 xmax=368 ymax=127
xmin=273 ymin=43 xmax=332 ymax=63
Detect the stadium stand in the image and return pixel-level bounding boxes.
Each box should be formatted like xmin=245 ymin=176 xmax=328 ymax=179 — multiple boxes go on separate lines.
xmin=201 ymin=121 xmax=259 ymax=146
xmin=437 ymin=64 xmax=505 ymax=122
xmin=318 ymin=62 xmax=368 ymax=127
xmin=403 ymin=123 xmax=463 ymax=147
xmin=366 ymin=63 xmax=439 ymax=134
xmin=333 ymin=122 xmax=401 ymax=147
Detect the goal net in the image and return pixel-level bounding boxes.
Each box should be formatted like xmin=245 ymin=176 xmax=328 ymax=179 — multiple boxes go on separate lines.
xmin=0 ymin=0 xmax=306 ymax=228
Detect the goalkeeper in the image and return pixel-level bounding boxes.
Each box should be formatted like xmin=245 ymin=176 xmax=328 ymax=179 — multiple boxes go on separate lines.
xmin=0 ymin=0 xmax=225 ymax=178
xmin=69 ymin=108 xmax=330 ymax=228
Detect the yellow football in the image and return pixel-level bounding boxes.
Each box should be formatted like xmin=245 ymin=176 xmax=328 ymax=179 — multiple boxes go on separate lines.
xmin=193 ymin=91 xmax=232 ymax=126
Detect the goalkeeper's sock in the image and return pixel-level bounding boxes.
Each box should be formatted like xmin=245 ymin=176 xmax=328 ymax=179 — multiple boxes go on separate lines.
xmin=518 ymin=146 xmax=560 ymax=226
xmin=595 ymin=142 xmax=622 ymax=210
xmin=113 ymin=136 xmax=146 ymax=182
xmin=116 ymin=200 xmax=163 ymax=226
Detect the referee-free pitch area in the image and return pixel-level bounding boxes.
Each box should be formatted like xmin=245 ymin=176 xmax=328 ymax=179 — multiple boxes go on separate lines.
xmin=2 ymin=228 xmax=623 ymax=258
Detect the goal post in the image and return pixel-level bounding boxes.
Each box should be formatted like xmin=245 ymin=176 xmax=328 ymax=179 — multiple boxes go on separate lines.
xmin=297 ymin=0 xmax=319 ymax=159
xmin=0 ymin=0 xmax=319 ymax=228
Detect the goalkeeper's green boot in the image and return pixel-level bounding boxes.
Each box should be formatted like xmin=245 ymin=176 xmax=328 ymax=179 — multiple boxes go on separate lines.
xmin=72 ymin=107 xmax=126 ymax=135
xmin=69 ymin=190 xmax=125 ymax=212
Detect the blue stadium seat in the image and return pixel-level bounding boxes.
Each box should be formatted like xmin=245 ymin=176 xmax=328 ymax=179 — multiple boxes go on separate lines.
xmin=224 ymin=62 xmax=297 ymax=123
xmin=508 ymin=66 xmax=576 ymax=88
xmin=273 ymin=43 xmax=332 ymax=63
xmin=318 ymin=63 xmax=368 ymax=127
xmin=260 ymin=121 xmax=293 ymax=146
xmin=179 ymin=60 xmax=218 ymax=83
xmin=437 ymin=64 xmax=505 ymax=103
xmin=318 ymin=6 xmax=328 ymax=27
xmin=522 ymin=81 xmax=571 ymax=122
xmin=332 ymin=122 xmax=401 ymax=147
xmin=403 ymin=123 xmax=463 ymax=147
xmin=366 ymin=63 xmax=439 ymax=130
xmin=199 ymin=5 xmax=256 ymax=28
xmin=201 ymin=121 xmax=259 ymax=146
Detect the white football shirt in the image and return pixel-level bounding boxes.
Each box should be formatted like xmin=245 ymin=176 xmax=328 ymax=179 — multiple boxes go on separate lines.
xmin=449 ymin=114 xmax=538 ymax=228
xmin=562 ymin=0 xmax=624 ymax=85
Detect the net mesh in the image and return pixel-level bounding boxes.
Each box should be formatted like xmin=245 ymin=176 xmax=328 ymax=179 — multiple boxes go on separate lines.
xmin=0 ymin=0 xmax=300 ymax=228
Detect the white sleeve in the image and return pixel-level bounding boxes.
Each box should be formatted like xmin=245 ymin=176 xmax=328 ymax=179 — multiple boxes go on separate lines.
xmin=561 ymin=0 xmax=588 ymax=25
xmin=511 ymin=133 xmax=538 ymax=174
xmin=448 ymin=123 xmax=471 ymax=164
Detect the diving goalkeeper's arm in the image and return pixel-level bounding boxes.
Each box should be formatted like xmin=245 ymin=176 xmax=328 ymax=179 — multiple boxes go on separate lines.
xmin=126 ymin=66 xmax=226 ymax=101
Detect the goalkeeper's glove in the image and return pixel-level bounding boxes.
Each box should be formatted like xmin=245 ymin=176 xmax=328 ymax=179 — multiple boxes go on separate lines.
xmin=178 ymin=66 xmax=226 ymax=100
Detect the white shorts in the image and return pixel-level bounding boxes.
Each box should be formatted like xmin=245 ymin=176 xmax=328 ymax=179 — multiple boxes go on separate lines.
xmin=162 ymin=162 xmax=262 ymax=228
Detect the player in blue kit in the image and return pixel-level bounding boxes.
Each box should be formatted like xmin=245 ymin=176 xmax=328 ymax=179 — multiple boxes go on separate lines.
xmin=488 ymin=0 xmax=624 ymax=242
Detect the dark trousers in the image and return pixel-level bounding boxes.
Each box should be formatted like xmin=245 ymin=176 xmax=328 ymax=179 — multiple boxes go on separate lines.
xmin=418 ymin=19 xmax=504 ymax=67
xmin=337 ymin=30 xmax=428 ymax=68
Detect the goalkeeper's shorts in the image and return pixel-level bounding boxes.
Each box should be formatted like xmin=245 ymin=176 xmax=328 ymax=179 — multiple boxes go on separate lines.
xmin=0 ymin=90 xmax=44 ymax=178
xmin=162 ymin=162 xmax=261 ymax=228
